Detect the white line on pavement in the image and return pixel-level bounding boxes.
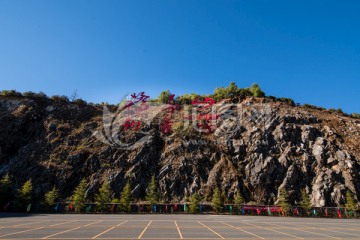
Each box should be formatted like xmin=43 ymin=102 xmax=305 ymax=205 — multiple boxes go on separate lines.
xmin=138 ymin=220 xmax=152 ymax=239
xmin=50 ymin=220 xmax=78 ymax=227
xmin=241 ymin=220 xmax=304 ymax=239
xmin=197 ymin=221 xmax=225 ymax=239
xmin=220 ymin=222 xmax=265 ymax=239
xmin=84 ymin=220 xmax=104 ymax=227
xmin=268 ymin=222 xmax=342 ymax=240
xmin=0 ymin=227 xmax=44 ymax=238
xmin=174 ymin=221 xmax=183 ymax=239
xmin=41 ymin=227 xmax=81 ymax=239
xmin=91 ymin=220 xmax=128 ymax=239
xmin=13 ymin=220 xmax=49 ymax=227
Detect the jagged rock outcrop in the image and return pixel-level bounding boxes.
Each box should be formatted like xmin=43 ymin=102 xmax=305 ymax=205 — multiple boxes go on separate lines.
xmin=0 ymin=95 xmax=359 ymax=207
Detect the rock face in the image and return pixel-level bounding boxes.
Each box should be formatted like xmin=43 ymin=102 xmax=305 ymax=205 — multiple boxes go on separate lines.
xmin=0 ymin=95 xmax=359 ymax=207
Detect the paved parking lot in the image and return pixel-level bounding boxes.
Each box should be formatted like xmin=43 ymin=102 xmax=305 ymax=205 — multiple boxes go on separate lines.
xmin=0 ymin=214 xmax=359 ymax=239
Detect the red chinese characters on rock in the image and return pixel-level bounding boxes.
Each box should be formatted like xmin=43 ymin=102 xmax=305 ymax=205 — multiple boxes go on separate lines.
xmin=122 ymin=92 xmax=150 ymax=133
xmin=191 ymin=97 xmax=219 ymax=134
xmin=160 ymin=94 xmax=177 ymax=135
xmin=125 ymin=92 xmax=150 ymax=108
xmin=119 ymin=92 xmax=220 ymax=135
xmin=123 ymin=119 xmax=141 ymax=132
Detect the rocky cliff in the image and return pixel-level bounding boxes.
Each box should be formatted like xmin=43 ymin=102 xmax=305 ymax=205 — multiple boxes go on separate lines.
xmin=0 ymin=94 xmax=359 ymax=207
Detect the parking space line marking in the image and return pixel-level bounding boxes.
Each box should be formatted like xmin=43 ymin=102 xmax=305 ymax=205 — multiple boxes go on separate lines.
xmin=84 ymin=220 xmax=104 ymax=227
xmin=302 ymin=222 xmax=360 ymax=227
xmin=197 ymin=221 xmax=225 ymax=239
xmin=0 ymin=227 xmax=44 ymax=238
xmin=92 ymin=227 xmax=116 ymax=239
xmin=0 ymin=238 xmax=218 ymax=240
xmin=174 ymin=221 xmax=183 ymax=239
xmin=138 ymin=220 xmax=152 ymax=239
xmin=292 ymin=223 xmax=360 ymax=237
xmin=268 ymin=222 xmax=342 ymax=239
xmin=0 ymin=219 xmax=23 ymax=224
xmin=346 ymin=227 xmax=360 ymax=231
xmin=301 ymin=223 xmax=360 ymax=232
xmin=220 ymin=222 xmax=264 ymax=239
xmin=91 ymin=220 xmax=128 ymax=239
xmin=1 ymin=219 xmax=23 ymax=223
xmin=241 ymin=221 xmax=304 ymax=239
xmin=42 ymin=226 xmax=81 ymax=239
xmin=50 ymin=220 xmax=78 ymax=227
xmin=116 ymin=220 xmax=128 ymax=227
xmin=13 ymin=220 xmax=49 ymax=227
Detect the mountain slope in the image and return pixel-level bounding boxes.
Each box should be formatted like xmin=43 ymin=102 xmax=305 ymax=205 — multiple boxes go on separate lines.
xmin=0 ymin=95 xmax=359 ymax=207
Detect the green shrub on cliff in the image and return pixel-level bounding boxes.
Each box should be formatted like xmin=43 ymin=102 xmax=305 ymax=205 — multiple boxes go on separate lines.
xmin=234 ymin=191 xmax=244 ymax=212
xmin=0 ymin=174 xmax=13 ymax=208
xmin=0 ymin=90 xmax=22 ymax=97
xmin=120 ymin=182 xmax=132 ymax=212
xmin=16 ymin=179 xmax=33 ymax=212
xmin=212 ymin=188 xmax=223 ymax=213
xmin=71 ymin=179 xmax=87 ymax=212
xmin=278 ymin=188 xmax=291 ymax=215
xmin=95 ymin=181 xmax=112 ymax=212
xmin=146 ymin=175 xmax=158 ymax=211
xmin=300 ymin=189 xmax=312 ymax=215
xmin=44 ymin=186 xmax=59 ymax=210
xmin=249 ymin=83 xmax=265 ymax=97
xmin=189 ymin=192 xmax=201 ymax=214
xmin=345 ymin=190 xmax=358 ymax=214
xmin=352 ymin=113 xmax=360 ymax=119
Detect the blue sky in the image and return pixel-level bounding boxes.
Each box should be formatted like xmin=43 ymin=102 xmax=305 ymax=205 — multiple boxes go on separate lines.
xmin=0 ymin=0 xmax=359 ymax=113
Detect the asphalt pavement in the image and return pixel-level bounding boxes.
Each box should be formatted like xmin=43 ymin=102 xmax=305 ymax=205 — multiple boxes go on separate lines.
xmin=0 ymin=213 xmax=359 ymax=239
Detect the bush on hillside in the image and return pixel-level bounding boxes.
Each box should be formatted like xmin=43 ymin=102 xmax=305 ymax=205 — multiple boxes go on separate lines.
xmin=352 ymin=113 xmax=360 ymax=119
xmin=328 ymin=108 xmax=343 ymax=114
xmin=277 ymin=97 xmax=295 ymax=107
xmin=51 ymin=95 xmax=69 ymax=103
xmin=249 ymin=83 xmax=265 ymax=97
xmin=302 ymin=104 xmax=325 ymax=111
xmin=73 ymin=98 xmax=87 ymax=106
xmin=0 ymin=90 xmax=22 ymax=97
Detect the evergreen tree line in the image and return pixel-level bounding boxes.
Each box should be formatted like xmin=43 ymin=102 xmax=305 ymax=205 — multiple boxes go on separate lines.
xmin=2 ymin=84 xmax=360 ymax=118
xmin=276 ymin=188 xmax=359 ymax=217
xmin=157 ymin=82 xmax=265 ymax=105
xmin=1 ymin=174 xmax=359 ymax=216
xmin=0 ymin=174 xmax=134 ymax=213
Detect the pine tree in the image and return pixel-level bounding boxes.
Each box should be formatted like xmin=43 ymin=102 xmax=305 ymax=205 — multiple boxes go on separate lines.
xmin=234 ymin=191 xmax=244 ymax=213
xmin=0 ymin=173 xmax=12 ymax=208
xmin=249 ymin=83 xmax=265 ymax=98
xmin=278 ymin=188 xmax=291 ymax=216
xmin=72 ymin=179 xmax=87 ymax=213
xmin=157 ymin=90 xmax=172 ymax=104
xmin=212 ymin=188 xmax=223 ymax=214
xmin=146 ymin=175 xmax=158 ymax=211
xmin=16 ymin=179 xmax=33 ymax=212
xmin=95 ymin=181 xmax=111 ymax=212
xmin=120 ymin=182 xmax=132 ymax=212
xmin=300 ymin=188 xmax=312 ymax=215
xmin=227 ymin=82 xmax=238 ymax=97
xmin=213 ymin=87 xmax=228 ymax=101
xmin=345 ymin=190 xmax=358 ymax=216
xmin=189 ymin=192 xmax=201 ymax=214
xmin=44 ymin=186 xmax=59 ymax=210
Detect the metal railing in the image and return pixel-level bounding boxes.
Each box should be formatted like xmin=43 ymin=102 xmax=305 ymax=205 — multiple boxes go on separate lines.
xmin=40 ymin=202 xmax=359 ymax=218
